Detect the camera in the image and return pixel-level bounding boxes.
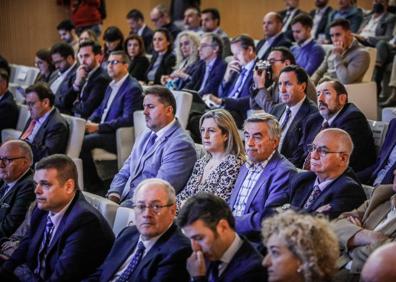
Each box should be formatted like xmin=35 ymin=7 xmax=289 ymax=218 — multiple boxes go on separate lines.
xmin=255 ymin=60 xmax=272 ymax=88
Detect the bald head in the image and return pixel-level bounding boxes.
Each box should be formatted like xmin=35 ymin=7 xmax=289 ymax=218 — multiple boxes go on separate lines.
xmin=263 ymin=12 xmax=283 ymax=37
xmin=361 ymin=243 xmax=396 ymax=282
xmin=320 ymin=128 xmax=353 ymax=156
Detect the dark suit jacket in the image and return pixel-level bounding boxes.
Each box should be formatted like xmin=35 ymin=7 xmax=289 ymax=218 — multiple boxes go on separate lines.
xmin=135 ymin=26 xmax=154 ymax=54
xmin=357 ymin=118 xmax=396 ymax=185
xmin=271 ymin=97 xmax=318 ymax=160
xmin=256 ymin=33 xmax=292 ymax=60
xmin=287 ymin=169 xmax=366 ymax=220
xmin=85 ymin=223 xmax=191 ymax=282
xmin=128 ymin=55 xmax=150 ymax=81
xmin=89 ymin=75 xmax=143 ymax=133
xmin=309 ymin=6 xmax=333 ymax=39
xmin=54 ymin=64 xmax=78 ymax=115
xmin=291 ymin=103 xmax=377 ymax=172
xmin=21 ymin=108 xmax=69 ymax=164
xmin=72 ymin=67 xmax=111 ymax=119
xmin=1 ymin=191 xmax=115 ymax=281
xmin=0 ymin=170 xmax=35 ymax=239
xmin=278 ymin=8 xmax=303 ymax=41
xmin=145 ymin=51 xmax=176 ymax=85
xmin=0 ymin=91 xmax=18 ymax=132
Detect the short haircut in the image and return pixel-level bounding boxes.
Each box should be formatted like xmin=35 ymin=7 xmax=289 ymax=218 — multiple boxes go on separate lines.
xmin=124 ymin=34 xmax=146 ymax=57
xmin=231 ymin=35 xmax=256 ymax=52
xmin=244 ymin=113 xmax=282 ymax=140
xmin=330 ymin=80 xmax=348 ymax=96
xmin=126 ymin=9 xmax=144 ymax=21
xmin=270 ymin=46 xmax=296 ymax=64
xmin=25 ymin=82 xmax=55 ymax=106
xmin=50 ymin=42 xmax=75 ymax=59
xmin=2 ymin=139 xmax=33 ymax=166
xmin=35 ymin=154 xmax=79 ymax=190
xmin=109 ymin=50 xmax=130 ymax=65
xmin=154 ymin=4 xmax=170 ymax=17
xmin=329 ymin=18 xmax=351 ymax=31
xmin=132 ymin=178 xmax=176 ymax=204
xmin=291 ymin=13 xmax=313 ymax=28
xmin=143 ymin=86 xmax=177 ymax=115
xmin=154 ymin=28 xmax=174 ymax=49
xmin=202 ymin=33 xmax=223 ymax=58
xmin=57 ymin=19 xmax=75 ymax=31
xmin=177 ymin=192 xmax=235 ymax=231
xmin=202 ymin=8 xmax=221 ymax=25
xmin=186 ymin=6 xmax=201 ymax=16
xmin=0 ymin=68 xmax=9 ymax=85
xmin=279 ymin=65 xmax=309 ymax=86
xmin=103 ymin=26 xmax=124 ymax=43
xmin=78 ymin=40 xmax=102 ymax=55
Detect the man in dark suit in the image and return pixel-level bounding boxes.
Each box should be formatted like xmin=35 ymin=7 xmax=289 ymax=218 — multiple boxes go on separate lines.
xmin=270 ymin=65 xmax=318 ymax=160
xmin=278 ymin=0 xmax=303 ymax=41
xmin=126 ymin=9 xmax=154 ymax=54
xmin=0 ymin=69 xmax=18 ymax=132
xmin=229 ymin=114 xmax=297 ymax=243
xmin=0 ymin=154 xmax=114 ymax=281
xmin=291 ymin=80 xmax=376 ymax=173
xmin=20 ymin=82 xmax=69 ymax=164
xmin=285 ymin=128 xmax=366 ymax=220
xmin=86 ymin=178 xmax=191 ymax=282
xmin=50 ymin=42 xmax=78 ymax=115
xmin=309 ymin=0 xmax=333 ymax=41
xmin=72 ymin=40 xmax=110 ymax=119
xmin=178 ymin=192 xmax=267 ymax=282
xmin=150 ymin=4 xmax=181 ymax=41
xmin=80 ymin=50 xmax=143 ymax=192
xmin=0 ymin=140 xmax=35 ymax=239
xmin=256 ymin=12 xmax=292 ymax=60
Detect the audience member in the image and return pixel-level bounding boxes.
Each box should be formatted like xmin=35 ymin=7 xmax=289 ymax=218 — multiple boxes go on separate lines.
xmin=0 ymin=55 xmax=10 ymax=78
xmin=150 ymin=4 xmax=181 ymax=40
xmin=290 ymin=13 xmax=326 ymax=75
xmin=85 ymin=178 xmax=191 ymax=282
xmin=285 ymin=128 xmax=366 ymax=219
xmin=107 ymin=86 xmax=196 ymax=205
xmin=262 ymin=210 xmax=339 ymax=282
xmin=256 ymin=12 xmax=292 ymax=60
xmin=49 ymin=42 xmax=78 ymax=115
xmin=124 ymin=34 xmax=150 ymax=81
xmin=0 ymin=140 xmax=35 ymax=238
xmin=0 ymin=154 xmax=114 ymax=281
xmin=361 ymin=242 xmax=396 ymax=282
xmin=201 ymin=8 xmax=232 ymax=57
xmin=80 ymin=50 xmax=143 ymax=192
xmin=380 ymin=54 xmax=396 ymax=107
xmin=70 ymin=0 xmax=103 ymax=36
xmin=177 ymin=109 xmax=245 ymax=209
xmin=312 ymin=19 xmax=370 ymax=85
xmin=78 ymin=28 xmax=98 ymax=43
xmin=183 ymin=7 xmax=202 ymax=34
xmin=291 ymin=80 xmax=376 ymax=173
xmin=20 ymin=83 xmax=69 ymax=164
xmin=56 ymin=19 xmax=79 ymax=53
xmin=229 ymin=114 xmax=296 ymax=243
xmin=101 ymin=26 xmax=124 ymax=70
xmin=178 ymin=193 xmax=267 ymax=281
xmin=0 ymin=69 xmax=18 ymax=132
xmin=145 ymin=28 xmax=176 ymax=85
xmin=72 ymin=40 xmax=110 ymax=119
xmin=126 ymin=9 xmax=154 ymax=54
xmin=310 ymin=0 xmax=333 ymax=41
xmin=328 ymin=0 xmax=364 ymax=33
xmin=34 ymin=49 xmax=57 ymax=84
xmin=278 ymin=0 xmax=303 ymax=41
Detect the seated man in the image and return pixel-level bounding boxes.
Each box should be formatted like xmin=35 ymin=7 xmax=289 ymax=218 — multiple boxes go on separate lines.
xmin=309 ymin=0 xmax=333 ymax=41
xmin=0 ymin=69 xmax=18 ymax=132
xmin=184 ymin=7 xmax=203 ymax=34
xmin=0 ymin=154 xmax=114 ymax=281
xmin=85 ymin=178 xmax=191 ymax=281
xmin=331 ymin=169 xmax=396 ymax=277
xmin=0 ymin=140 xmax=35 ymax=238
xmin=312 ymin=19 xmax=370 ymax=85
xmin=178 ymin=192 xmax=267 ymax=281
xmin=20 ymin=82 xmax=69 ymax=164
xmin=107 ymin=86 xmax=196 ymax=206
xmin=150 ymin=4 xmax=181 ymax=40
xmin=361 ymin=242 xmax=396 ymax=282
xmin=80 ymin=50 xmax=143 ymax=191
xmin=285 ymin=128 xmax=366 ymax=220
xmin=327 ymin=0 xmax=363 ymax=33
xmin=126 ymin=9 xmax=154 ymax=54
xmin=291 ymin=80 xmax=376 ymax=173
xmin=229 ymin=114 xmax=296 ymax=243
xmin=278 ymin=0 xmax=303 ymax=41
xmin=56 ymin=19 xmax=79 ymax=53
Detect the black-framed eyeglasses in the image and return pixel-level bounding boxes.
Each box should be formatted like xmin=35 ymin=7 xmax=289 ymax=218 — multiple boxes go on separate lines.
xmin=307 ymin=144 xmax=345 ymax=157
xmin=268 ymin=59 xmax=285 ymax=64
xmin=0 ymin=156 xmax=26 ymax=166
xmin=108 ymin=60 xmax=125 ymax=66
xmin=132 ymin=203 xmax=174 ymax=214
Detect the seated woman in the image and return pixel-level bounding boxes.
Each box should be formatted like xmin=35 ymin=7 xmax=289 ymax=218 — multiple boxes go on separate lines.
xmin=145 ymin=28 xmax=176 ymax=85
xmin=262 ymin=210 xmax=339 ymax=282
xmin=34 ymin=49 xmax=57 ymax=84
xmin=161 ymin=31 xmax=200 ymax=90
xmin=101 ymin=26 xmax=124 ymax=70
xmin=79 ymin=29 xmax=98 ymax=44
xmin=124 ymin=34 xmax=150 ymax=81
xmin=176 ymin=109 xmax=245 ymax=209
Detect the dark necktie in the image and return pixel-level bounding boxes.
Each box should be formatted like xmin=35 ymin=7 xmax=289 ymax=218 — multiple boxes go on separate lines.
xmin=0 ymin=184 xmax=9 ymax=199
xmin=35 ymin=216 xmax=54 ymax=279
xmin=304 ymin=185 xmax=322 ymax=210
xmin=280 ymin=108 xmax=292 ymax=130
xmin=143 ymin=133 xmax=157 ymax=155
xmin=230 ymin=68 xmax=247 ymax=98
xmin=117 ymin=241 xmax=146 ymax=282
xmin=208 ymin=260 xmax=222 ymax=282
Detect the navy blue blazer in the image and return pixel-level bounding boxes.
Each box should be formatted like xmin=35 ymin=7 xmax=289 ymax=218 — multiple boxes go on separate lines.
xmin=0 ymin=90 xmax=18 ymax=131
xmin=256 ymin=33 xmax=292 ymax=60
xmin=357 ymin=118 xmax=396 ymax=185
xmin=1 ymin=191 xmax=115 ymax=281
xmin=54 ymin=63 xmax=78 ymax=115
xmin=290 ymin=103 xmax=377 ymax=172
xmin=271 ymin=97 xmax=318 ymax=160
xmin=89 ymin=75 xmax=143 ymax=133
xmin=287 ymin=169 xmax=366 ymax=220
xmin=85 ymin=223 xmax=191 ymax=282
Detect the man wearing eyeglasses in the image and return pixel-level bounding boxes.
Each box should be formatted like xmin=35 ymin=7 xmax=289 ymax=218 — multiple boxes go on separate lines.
xmin=0 ymin=140 xmax=35 ymax=239
xmin=285 ymin=128 xmax=366 ymax=219
xmin=80 ymin=50 xmax=143 ymax=192
xmin=85 ymin=178 xmax=191 ymax=282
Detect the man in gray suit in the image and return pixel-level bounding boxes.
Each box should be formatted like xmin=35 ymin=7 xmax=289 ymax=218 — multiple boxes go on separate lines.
xmin=107 ymin=86 xmax=196 ymax=206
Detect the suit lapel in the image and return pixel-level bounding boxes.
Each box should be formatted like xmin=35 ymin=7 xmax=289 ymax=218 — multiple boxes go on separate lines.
xmin=33 ymin=109 xmax=56 ymax=142
xmin=229 ymin=166 xmax=248 ymax=207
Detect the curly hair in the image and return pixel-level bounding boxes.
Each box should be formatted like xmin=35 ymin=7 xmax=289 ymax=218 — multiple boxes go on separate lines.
xmin=262 ymin=211 xmax=339 ymax=282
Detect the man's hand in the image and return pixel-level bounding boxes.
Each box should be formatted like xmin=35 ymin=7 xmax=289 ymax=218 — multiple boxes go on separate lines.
xmin=253 ymin=69 xmax=267 ymax=89
xmin=316 ymin=204 xmax=331 ymax=213
xmin=85 ymin=121 xmax=99 ymax=134
xmin=203 ymin=94 xmax=222 ymax=106
xmin=332 ymin=40 xmax=346 ymax=55
xmin=223 ymin=60 xmax=241 ymax=82
xmin=108 ymin=195 xmax=120 ymax=204
xmin=187 ymin=250 xmax=206 ymax=277
xmin=74 ymin=64 xmax=89 ymax=87
xmin=347 ymin=216 xmax=362 ymax=227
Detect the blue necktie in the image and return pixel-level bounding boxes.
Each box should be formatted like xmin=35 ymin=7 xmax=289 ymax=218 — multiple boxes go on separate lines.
xmin=304 ymin=185 xmax=321 ymax=210
xmin=0 ymin=184 xmax=9 ymax=199
xmin=280 ymin=108 xmax=291 ymax=130
xmin=117 ymin=241 xmax=146 ymax=282
xmin=229 ymin=68 xmax=247 ymax=98
xmin=199 ymin=64 xmax=213 ymax=93
xmin=35 ymin=216 xmax=54 ymax=279
xmin=143 ymin=133 xmax=157 ymax=155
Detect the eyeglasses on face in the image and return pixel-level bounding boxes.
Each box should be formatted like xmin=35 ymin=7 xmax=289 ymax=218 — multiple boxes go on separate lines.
xmin=132 ymin=203 xmax=173 ymax=214
xmin=108 ymin=60 xmax=125 ymax=66
xmin=306 ymin=144 xmax=345 ymax=157
xmin=0 ymin=156 xmax=25 ymax=166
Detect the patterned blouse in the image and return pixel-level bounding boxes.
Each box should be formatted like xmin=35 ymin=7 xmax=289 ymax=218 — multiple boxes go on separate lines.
xmin=176 ymin=154 xmax=245 ymax=210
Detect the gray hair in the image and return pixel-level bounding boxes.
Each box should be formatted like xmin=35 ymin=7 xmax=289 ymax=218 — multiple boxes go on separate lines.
xmin=133 ymin=178 xmax=176 ymax=204
xmin=2 ymin=140 xmax=33 ymax=166
xmin=244 ymin=113 xmax=282 ymax=140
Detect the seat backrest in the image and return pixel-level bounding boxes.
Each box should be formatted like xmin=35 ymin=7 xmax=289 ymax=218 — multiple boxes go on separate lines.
xmin=345 ymin=82 xmax=378 ymax=120
xmin=133 ymin=110 xmax=147 ymax=140
xmin=61 ymin=114 xmax=86 ymax=158
xmin=368 ymin=120 xmax=389 ymax=150
xmin=112 ymin=206 xmax=135 ymax=236
xmin=194 ymin=143 xmax=205 ymax=159
xmin=82 ymin=191 xmax=119 ymax=227
xmin=10 ymin=64 xmax=40 ymax=86
xmin=16 ymin=104 xmax=30 ymax=130
xmin=172 ymin=90 xmax=193 ymax=129
xmin=116 ymin=127 xmax=135 ymax=169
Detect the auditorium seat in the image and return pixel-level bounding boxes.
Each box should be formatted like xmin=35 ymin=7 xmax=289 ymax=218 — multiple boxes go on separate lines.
xmin=82 ymin=191 xmax=119 ymax=227
xmin=382 ymin=107 xmax=396 ymax=122
xmin=112 ymin=206 xmax=135 ymax=236
xmin=368 ymin=120 xmax=389 ymax=151
xmin=1 ymin=104 xmax=29 ymax=142
xmin=345 ymin=82 xmax=378 ymax=120
xmin=9 ymin=64 xmax=40 ymax=103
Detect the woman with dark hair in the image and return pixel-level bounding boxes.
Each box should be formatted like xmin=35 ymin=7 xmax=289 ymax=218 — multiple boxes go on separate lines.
xmin=124 ymin=34 xmax=150 ymax=81
xmin=34 ymin=49 xmax=57 ymax=84
xmin=101 ymin=26 xmax=124 ymax=70
xmin=145 ymin=28 xmax=176 ymax=85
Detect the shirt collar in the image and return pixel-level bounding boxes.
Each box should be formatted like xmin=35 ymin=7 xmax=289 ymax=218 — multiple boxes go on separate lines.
xmin=109 ymin=73 xmax=129 ymax=89
xmin=37 ymin=107 xmax=54 ymax=124
xmin=153 ymin=118 xmax=176 ymax=139
xmin=60 ymin=62 xmax=77 ymax=76
xmin=288 ymin=96 xmax=306 ymax=116
xmin=298 ymin=37 xmax=313 ymax=47
xmin=219 ymin=233 xmax=243 ymax=264
xmin=138 ymin=222 xmax=173 ymax=251
xmin=137 ymin=24 xmax=146 ymax=36
xmin=314 ymin=177 xmax=334 ymax=192
xmin=246 ymin=150 xmax=275 ymax=170
xmin=244 ymin=59 xmax=256 ymax=73
xmin=49 ymin=192 xmax=75 ymax=222
xmin=325 ymin=106 xmax=344 ymax=126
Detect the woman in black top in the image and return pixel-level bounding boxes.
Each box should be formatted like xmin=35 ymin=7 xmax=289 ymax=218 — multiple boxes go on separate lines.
xmin=34 ymin=49 xmax=57 ymax=84
xmin=101 ymin=26 xmax=124 ymax=70
xmin=124 ymin=34 xmax=150 ymax=82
